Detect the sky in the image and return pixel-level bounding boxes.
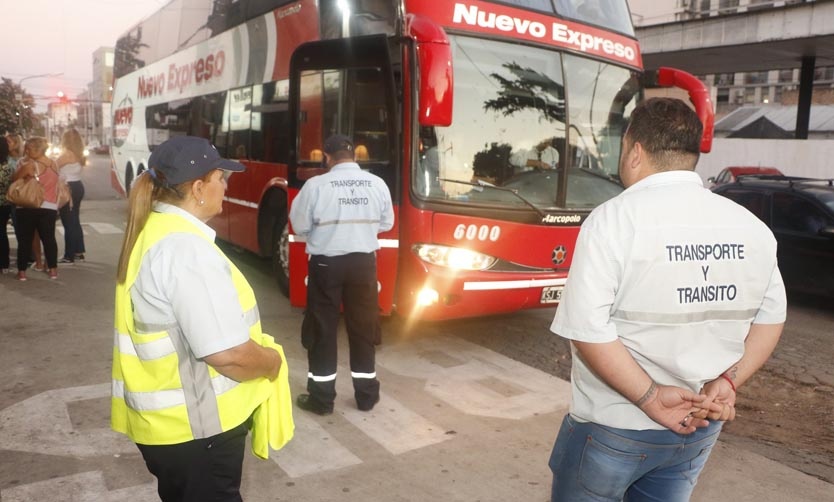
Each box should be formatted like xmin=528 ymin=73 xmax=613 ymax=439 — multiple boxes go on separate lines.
xmin=1 ymin=0 xmax=169 ymax=110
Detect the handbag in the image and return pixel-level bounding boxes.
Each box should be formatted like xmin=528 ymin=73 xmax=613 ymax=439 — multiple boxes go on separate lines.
xmin=6 ymin=174 xmax=45 ymax=209
xmin=54 ymin=173 xmax=72 ymax=209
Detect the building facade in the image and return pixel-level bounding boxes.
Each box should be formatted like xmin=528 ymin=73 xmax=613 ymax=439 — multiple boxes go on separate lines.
xmin=629 ymin=0 xmax=834 ymax=116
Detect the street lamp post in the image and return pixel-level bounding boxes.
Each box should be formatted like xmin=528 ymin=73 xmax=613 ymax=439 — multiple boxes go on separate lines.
xmin=16 ymin=72 xmax=63 ymax=134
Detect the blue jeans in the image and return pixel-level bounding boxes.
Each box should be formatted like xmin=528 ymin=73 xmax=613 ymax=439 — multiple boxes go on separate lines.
xmin=58 ymin=180 xmax=85 ymax=259
xmin=550 ymin=414 xmax=722 ymax=502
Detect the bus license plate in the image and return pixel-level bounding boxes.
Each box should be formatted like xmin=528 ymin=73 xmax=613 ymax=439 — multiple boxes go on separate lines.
xmin=540 ymin=286 xmax=563 ymax=304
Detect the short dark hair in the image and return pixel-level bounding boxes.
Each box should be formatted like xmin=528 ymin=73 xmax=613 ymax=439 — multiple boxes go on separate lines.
xmin=625 ymin=98 xmax=702 ymax=170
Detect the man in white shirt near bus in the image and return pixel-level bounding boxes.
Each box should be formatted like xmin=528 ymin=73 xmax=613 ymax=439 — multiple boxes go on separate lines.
xmin=548 ymin=97 xmax=787 ymax=501
xmin=290 ymin=134 xmax=394 ymax=415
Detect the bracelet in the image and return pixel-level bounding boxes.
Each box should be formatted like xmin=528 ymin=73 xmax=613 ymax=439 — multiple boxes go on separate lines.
xmin=720 ymin=373 xmax=736 ymax=393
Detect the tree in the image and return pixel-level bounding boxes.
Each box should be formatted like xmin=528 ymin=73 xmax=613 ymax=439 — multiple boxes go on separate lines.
xmin=0 ymin=77 xmax=36 ymax=135
xmin=483 ymin=62 xmax=566 ymax=124
xmin=114 ymin=29 xmax=149 ymax=77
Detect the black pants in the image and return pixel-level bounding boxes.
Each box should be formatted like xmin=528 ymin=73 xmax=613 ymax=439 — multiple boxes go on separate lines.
xmin=303 ymin=252 xmax=381 ymax=409
xmin=136 ymin=422 xmax=248 ymax=502
xmin=58 ymin=180 xmax=85 ymax=259
xmin=0 ymin=205 xmax=11 ymax=269
xmin=14 ymin=207 xmax=58 ymax=270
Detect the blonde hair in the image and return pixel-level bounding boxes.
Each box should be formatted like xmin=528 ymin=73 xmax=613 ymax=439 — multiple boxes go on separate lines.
xmin=6 ymin=134 xmax=24 ymax=158
xmin=24 ymin=136 xmax=49 ymax=157
xmin=61 ymin=129 xmax=87 ymax=167
xmin=116 ymin=169 xmax=216 ymax=283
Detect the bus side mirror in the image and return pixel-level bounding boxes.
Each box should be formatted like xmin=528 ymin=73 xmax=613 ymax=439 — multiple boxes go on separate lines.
xmin=408 ymin=14 xmax=453 ymax=127
xmin=642 ymin=67 xmax=714 ymax=154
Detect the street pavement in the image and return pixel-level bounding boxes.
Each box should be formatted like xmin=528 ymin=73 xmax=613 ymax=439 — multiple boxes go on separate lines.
xmin=1 ymin=199 xmax=832 ymax=501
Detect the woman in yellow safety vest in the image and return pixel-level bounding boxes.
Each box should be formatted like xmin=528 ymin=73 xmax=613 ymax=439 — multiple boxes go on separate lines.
xmin=111 ymin=136 xmax=291 ymax=502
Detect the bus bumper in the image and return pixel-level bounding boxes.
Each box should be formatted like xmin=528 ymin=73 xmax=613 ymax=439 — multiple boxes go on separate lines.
xmin=397 ymin=270 xmax=567 ymax=321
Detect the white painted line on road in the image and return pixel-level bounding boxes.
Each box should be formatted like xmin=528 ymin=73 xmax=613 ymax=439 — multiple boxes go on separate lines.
xmin=336 ymin=379 xmax=452 ymax=456
xmin=0 ymin=383 xmax=136 ymax=457
xmin=378 ymin=336 xmax=571 ymax=420
xmin=1 ymin=471 xmax=157 ymax=502
xmin=85 ymin=222 xmax=124 ymax=234
xmin=5 ymin=222 xmax=123 ymax=242
xmin=272 ymin=409 xmax=363 ymax=478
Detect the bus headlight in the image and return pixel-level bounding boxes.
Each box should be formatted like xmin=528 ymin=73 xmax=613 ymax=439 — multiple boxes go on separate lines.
xmin=412 ymin=244 xmax=497 ymax=271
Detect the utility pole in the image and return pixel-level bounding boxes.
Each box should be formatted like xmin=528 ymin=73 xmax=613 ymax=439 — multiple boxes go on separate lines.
xmin=16 ymin=72 xmax=63 ymax=135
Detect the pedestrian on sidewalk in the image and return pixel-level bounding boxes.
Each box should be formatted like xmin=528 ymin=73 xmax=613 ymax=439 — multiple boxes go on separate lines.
xmin=548 ymin=98 xmax=787 ymax=501
xmin=57 ymin=129 xmax=87 ymax=263
xmin=290 ymin=134 xmax=394 ymax=415
xmin=0 ymin=138 xmax=13 ymax=273
xmin=12 ymin=137 xmax=60 ymax=280
xmin=111 ymin=136 xmax=291 ymax=502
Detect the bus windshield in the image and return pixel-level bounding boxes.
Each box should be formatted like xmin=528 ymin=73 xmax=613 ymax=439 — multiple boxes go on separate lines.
xmin=414 ymin=35 xmax=639 ymax=211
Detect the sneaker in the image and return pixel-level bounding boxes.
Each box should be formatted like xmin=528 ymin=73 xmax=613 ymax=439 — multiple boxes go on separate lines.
xmin=74 ymin=254 xmax=85 ymax=262
xmin=59 ymin=257 xmax=75 ymax=264
xmin=357 ymin=394 xmax=380 ymax=412
xmin=49 ymin=269 xmax=58 ymax=280
xmin=17 ymin=271 xmax=27 ymax=281
xmin=296 ymin=394 xmax=334 ymax=416
xmin=0 ymin=268 xmax=10 ymax=274
xmin=32 ymin=264 xmax=46 ymax=272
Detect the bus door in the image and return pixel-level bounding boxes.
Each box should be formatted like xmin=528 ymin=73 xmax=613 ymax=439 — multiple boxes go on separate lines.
xmin=288 ymin=35 xmax=401 ymax=312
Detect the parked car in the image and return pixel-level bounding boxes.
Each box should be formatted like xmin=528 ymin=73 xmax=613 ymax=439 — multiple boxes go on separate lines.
xmin=712 ymin=176 xmax=834 ymax=297
xmin=708 ymin=166 xmax=783 ymax=187
xmin=92 ymin=144 xmax=110 ymax=155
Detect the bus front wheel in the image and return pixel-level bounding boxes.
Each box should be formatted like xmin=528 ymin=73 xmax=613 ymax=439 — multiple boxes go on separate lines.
xmin=271 ymin=217 xmax=290 ymax=297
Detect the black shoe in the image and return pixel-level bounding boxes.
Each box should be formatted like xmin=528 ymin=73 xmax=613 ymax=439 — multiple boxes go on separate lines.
xmin=296 ymin=394 xmax=333 ymax=416
xmin=357 ymin=394 xmax=380 ymax=412
xmin=74 ymin=253 xmax=85 ymax=262
xmin=59 ymin=257 xmax=74 ymax=264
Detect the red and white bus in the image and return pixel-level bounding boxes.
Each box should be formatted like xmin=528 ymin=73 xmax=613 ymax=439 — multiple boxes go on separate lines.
xmin=111 ymin=0 xmax=714 ymax=321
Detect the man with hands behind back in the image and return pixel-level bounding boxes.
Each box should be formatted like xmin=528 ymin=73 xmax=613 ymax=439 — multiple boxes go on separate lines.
xmin=548 ymin=98 xmax=786 ymax=502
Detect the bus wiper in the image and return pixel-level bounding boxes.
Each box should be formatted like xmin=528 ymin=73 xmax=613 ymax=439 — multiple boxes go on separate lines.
xmin=438 ymin=178 xmax=547 ymax=218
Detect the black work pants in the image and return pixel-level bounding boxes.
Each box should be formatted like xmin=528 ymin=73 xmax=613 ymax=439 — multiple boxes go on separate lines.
xmin=302 ymin=252 xmax=381 ymax=409
xmin=136 ymin=422 xmax=248 ymax=502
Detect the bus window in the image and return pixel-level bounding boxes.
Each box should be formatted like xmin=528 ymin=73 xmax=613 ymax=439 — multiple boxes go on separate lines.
xmin=250 ymin=81 xmax=290 ymax=163
xmin=145 ymin=91 xmax=228 ymax=152
xmin=146 ymin=98 xmax=192 ymax=148
xmin=157 ymin=0 xmax=184 ymax=59
xmin=554 ymin=0 xmax=634 ymax=36
xmin=295 ymin=65 xmax=395 ymax=197
xmin=320 ymin=0 xmax=396 ymax=38
xmin=178 ymin=0 xmax=213 ymax=50
xmin=563 ymin=53 xmax=638 ymax=208
xmin=226 ymin=86 xmax=254 ymax=160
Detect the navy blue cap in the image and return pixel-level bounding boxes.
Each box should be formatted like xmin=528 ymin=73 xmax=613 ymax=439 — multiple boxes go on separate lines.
xmin=148 ymin=136 xmax=244 ymax=185
xmin=322 ymin=134 xmax=354 ymax=155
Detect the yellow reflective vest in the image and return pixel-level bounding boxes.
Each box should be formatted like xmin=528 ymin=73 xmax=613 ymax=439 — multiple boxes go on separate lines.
xmin=111 ymin=211 xmax=293 ymax=452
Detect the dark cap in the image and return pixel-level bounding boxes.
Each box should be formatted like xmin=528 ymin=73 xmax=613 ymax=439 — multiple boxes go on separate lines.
xmin=148 ymin=136 xmax=245 ymax=185
xmin=322 ymin=134 xmax=354 ymax=155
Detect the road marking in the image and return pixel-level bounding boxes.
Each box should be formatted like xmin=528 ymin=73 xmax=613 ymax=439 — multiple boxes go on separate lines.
xmin=0 ymin=336 xmax=571 ymax=495
xmin=1 ymin=471 xmax=157 ymax=502
xmin=0 ymin=383 xmax=135 ymax=457
xmin=378 ymin=336 xmax=571 ymax=420
xmin=5 ymin=222 xmax=123 ymax=241
xmin=85 ymin=222 xmax=124 ymax=234
xmin=335 ymin=375 xmax=451 ymax=456
xmin=271 ymin=407 xmax=363 ymax=478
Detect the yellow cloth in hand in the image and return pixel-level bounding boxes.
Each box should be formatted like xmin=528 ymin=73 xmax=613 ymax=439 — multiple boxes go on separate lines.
xmin=250 ymin=334 xmax=294 ymax=459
